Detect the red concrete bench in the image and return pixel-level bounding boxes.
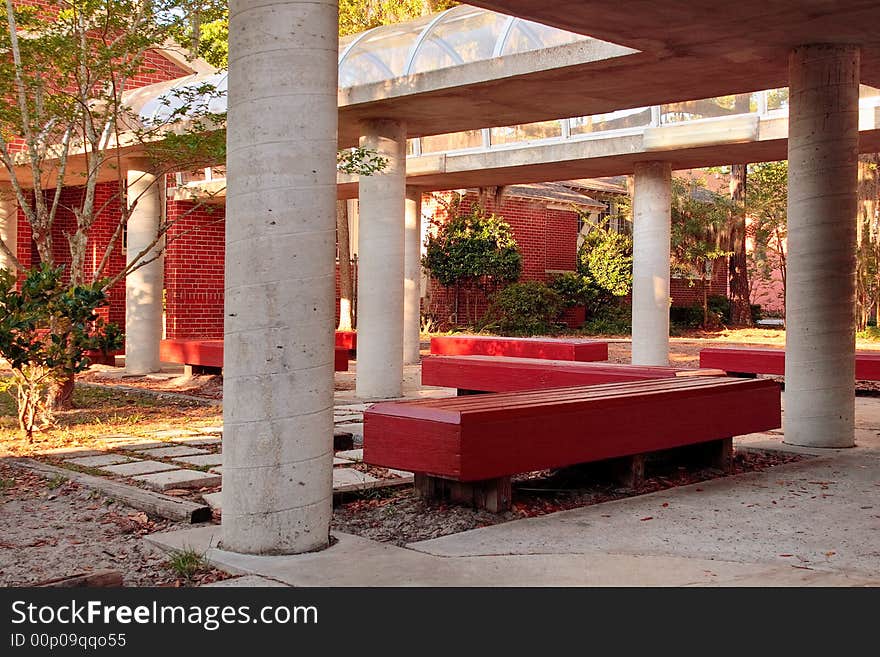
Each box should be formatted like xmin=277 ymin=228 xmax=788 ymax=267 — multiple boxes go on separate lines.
xmin=160 ymin=339 xmax=349 ymax=374
xmin=430 ymin=335 xmax=608 ymax=361
xmin=699 ymin=347 xmax=880 ymax=380
xmin=364 ymin=376 xmax=781 ymax=511
xmin=422 ymin=354 xmax=724 ymax=394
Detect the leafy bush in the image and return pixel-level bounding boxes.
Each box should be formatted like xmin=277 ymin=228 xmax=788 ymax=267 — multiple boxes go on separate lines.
xmin=671 ymin=295 xmax=762 ymax=329
xmin=548 ymin=272 xmax=593 ymax=308
xmin=581 ymin=304 xmax=631 ymax=335
xmin=0 ymin=265 xmax=109 ymax=440
xmin=579 ymin=228 xmax=633 ymax=297
xmin=422 ymin=205 xmax=522 ymax=288
xmin=481 ymin=281 xmax=564 ymax=336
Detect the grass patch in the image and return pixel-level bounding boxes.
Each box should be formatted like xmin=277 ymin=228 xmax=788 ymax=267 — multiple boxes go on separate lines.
xmin=46 ymin=474 xmax=67 ymax=489
xmin=0 ymin=476 xmax=14 ymax=491
xmin=167 ymin=548 xmax=207 ymax=581
xmin=0 ymin=376 xmax=222 ymax=456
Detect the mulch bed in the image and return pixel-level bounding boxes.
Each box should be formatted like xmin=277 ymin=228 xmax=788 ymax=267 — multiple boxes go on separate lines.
xmin=332 ymin=449 xmax=804 ymax=546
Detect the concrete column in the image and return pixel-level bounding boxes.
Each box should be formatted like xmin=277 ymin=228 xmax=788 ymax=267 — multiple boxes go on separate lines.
xmin=356 ymin=119 xmax=406 ymax=398
xmin=631 ymin=161 xmax=672 ymax=366
xmin=0 ymin=185 xmax=17 ymax=271
xmin=403 ymin=186 xmax=422 ymax=365
xmin=785 ymin=44 xmax=860 ymax=448
xmin=222 ymin=0 xmax=336 ymax=554
xmin=125 ymin=166 xmax=164 ymax=375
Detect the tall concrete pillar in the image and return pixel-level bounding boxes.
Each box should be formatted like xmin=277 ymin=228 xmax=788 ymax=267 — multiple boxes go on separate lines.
xmin=0 ymin=185 xmax=17 ymax=271
xmin=222 ymin=0 xmax=336 ymax=554
xmin=356 ymin=119 xmax=406 ymax=398
xmin=125 ymin=166 xmax=164 ymax=375
xmin=403 ymin=186 xmax=422 ymax=365
xmin=785 ymin=44 xmax=860 ymax=448
xmin=631 ymin=161 xmax=672 ymax=366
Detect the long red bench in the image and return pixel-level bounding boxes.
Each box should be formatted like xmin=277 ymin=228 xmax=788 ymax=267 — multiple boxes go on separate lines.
xmin=364 ymin=376 xmax=781 ymax=511
xmin=335 ymin=330 xmax=356 ymax=355
xmin=422 ymin=355 xmax=724 ymax=394
xmin=160 ymin=339 xmax=349 ymax=374
xmin=699 ymin=347 xmax=880 ymax=380
xmin=430 ymin=335 xmax=608 ymax=361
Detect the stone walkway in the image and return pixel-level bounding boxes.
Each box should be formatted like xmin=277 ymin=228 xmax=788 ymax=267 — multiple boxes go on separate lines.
xmin=39 ymin=398 xmax=416 ymax=512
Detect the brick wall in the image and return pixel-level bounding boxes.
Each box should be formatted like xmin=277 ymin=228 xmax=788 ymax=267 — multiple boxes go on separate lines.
xmin=15 ymin=182 xmax=127 ymax=326
xmin=164 ymin=200 xmax=226 ymax=339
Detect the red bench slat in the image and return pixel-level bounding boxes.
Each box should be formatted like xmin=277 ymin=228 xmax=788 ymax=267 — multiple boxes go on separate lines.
xmin=335 ymin=331 xmax=356 ymax=352
xmin=699 ymin=347 xmax=880 ymax=380
xmin=364 ymin=377 xmax=781 ymax=481
xmin=422 ymin=355 xmax=721 ymax=392
xmin=429 ymin=335 xmax=607 ymax=361
xmin=160 ymin=339 xmax=349 ymax=372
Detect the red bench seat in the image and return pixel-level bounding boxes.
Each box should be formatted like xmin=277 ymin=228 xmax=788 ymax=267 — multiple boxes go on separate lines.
xmin=160 ymin=339 xmax=349 ymax=373
xmin=422 ymin=355 xmax=724 ymax=393
xmin=699 ymin=347 xmax=880 ymax=380
xmin=365 ymin=376 xmax=781 ymax=511
xmin=335 ymin=330 xmax=356 ymax=354
xmin=429 ymin=335 xmax=607 ymax=361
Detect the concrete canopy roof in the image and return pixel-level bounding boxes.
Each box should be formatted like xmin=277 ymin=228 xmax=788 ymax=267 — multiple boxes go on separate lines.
xmin=340 ymin=1 xmax=880 ymax=146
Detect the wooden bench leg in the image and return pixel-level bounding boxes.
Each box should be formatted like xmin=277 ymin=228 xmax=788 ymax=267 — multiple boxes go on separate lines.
xmin=185 ymin=364 xmax=222 ymax=377
xmin=609 ymin=454 xmax=646 ymax=489
xmin=414 ymin=474 xmax=512 ymax=513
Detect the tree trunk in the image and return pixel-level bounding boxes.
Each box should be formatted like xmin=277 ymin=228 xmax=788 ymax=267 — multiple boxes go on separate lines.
xmin=46 ymin=374 xmax=75 ymax=412
xmin=336 ymin=200 xmax=354 ymax=331
xmin=728 ymin=163 xmax=752 ymax=326
xmin=857 ymin=154 xmax=879 ymax=331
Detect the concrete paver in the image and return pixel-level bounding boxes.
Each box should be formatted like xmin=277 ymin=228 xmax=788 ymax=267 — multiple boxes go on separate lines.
xmin=64 ymin=454 xmax=132 ymax=468
xmin=140 ymin=445 xmax=209 ymax=459
xmin=101 ymin=460 xmax=179 ymax=476
xmin=133 ymin=469 xmax=221 ymax=491
xmin=174 ymin=453 xmax=223 ymax=467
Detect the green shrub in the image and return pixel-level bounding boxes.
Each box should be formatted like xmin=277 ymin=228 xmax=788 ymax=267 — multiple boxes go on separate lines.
xmin=579 ymin=229 xmax=633 ymax=297
xmin=581 ymin=304 xmax=631 ymax=335
xmin=482 ymin=281 xmax=564 ymax=336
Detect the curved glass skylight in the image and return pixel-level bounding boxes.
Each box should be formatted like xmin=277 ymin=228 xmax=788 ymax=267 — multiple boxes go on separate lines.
xmin=339 ymin=5 xmax=588 ymax=86
xmin=133 ymin=6 xmax=587 ymax=124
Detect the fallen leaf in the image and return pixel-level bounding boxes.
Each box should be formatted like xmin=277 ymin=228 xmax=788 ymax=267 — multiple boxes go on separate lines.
xmin=640 ymin=516 xmax=653 ymax=521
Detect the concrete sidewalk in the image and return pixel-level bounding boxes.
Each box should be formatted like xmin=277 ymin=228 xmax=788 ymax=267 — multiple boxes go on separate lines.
xmin=146 ymin=396 xmax=880 ymax=587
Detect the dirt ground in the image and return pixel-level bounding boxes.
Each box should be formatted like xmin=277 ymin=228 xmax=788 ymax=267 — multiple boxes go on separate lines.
xmin=332 ymin=449 xmax=803 ymax=546
xmin=0 ymin=461 xmax=227 ymax=587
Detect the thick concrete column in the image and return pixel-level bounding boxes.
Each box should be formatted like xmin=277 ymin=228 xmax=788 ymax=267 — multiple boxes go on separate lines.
xmin=785 ymin=44 xmax=860 ymax=448
xmin=125 ymin=166 xmax=164 ymax=375
xmin=403 ymin=186 xmax=422 ymax=365
xmin=631 ymin=161 xmax=672 ymax=366
xmin=222 ymin=0 xmax=336 ymax=554
xmin=356 ymin=119 xmax=406 ymax=398
xmin=0 ymin=185 xmax=17 ymax=271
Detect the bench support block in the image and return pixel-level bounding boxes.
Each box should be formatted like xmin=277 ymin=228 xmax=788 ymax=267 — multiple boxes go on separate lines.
xmin=184 ymin=364 xmax=222 ymax=377
xmin=414 ymin=474 xmax=512 ymax=513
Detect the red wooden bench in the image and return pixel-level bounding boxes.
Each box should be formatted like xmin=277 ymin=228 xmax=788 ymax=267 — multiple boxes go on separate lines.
xmin=160 ymin=339 xmax=349 ymax=374
xmin=335 ymin=330 xmax=357 ymax=355
xmin=430 ymin=335 xmax=608 ymax=361
xmin=422 ymin=354 xmax=724 ymax=394
xmin=364 ymin=376 xmax=781 ymax=511
xmin=699 ymin=347 xmax=880 ymax=380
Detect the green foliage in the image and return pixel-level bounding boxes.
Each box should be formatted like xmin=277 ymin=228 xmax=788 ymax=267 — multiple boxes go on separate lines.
xmin=548 ymin=272 xmax=592 ymax=308
xmin=581 ymin=303 xmax=631 ymax=336
xmin=339 ymin=1 xmax=458 ymax=37
xmin=422 ymin=204 xmax=521 ymax=289
xmin=550 ymin=219 xmax=633 ymax=318
xmin=579 ymin=224 xmax=633 ymax=297
xmin=481 ymin=281 xmax=564 ymax=336
xmin=746 ymin=161 xmax=788 ymax=291
xmin=857 ymin=326 xmax=880 ymax=342
xmin=88 ymin=317 xmax=124 ymax=354
xmin=337 ymin=147 xmax=389 ymax=176
xmin=167 ymin=548 xmax=207 ymax=581
xmin=0 ymin=265 xmax=110 ymax=439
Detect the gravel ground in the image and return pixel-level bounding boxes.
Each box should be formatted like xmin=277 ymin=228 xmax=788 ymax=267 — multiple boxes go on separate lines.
xmin=0 ymin=462 xmax=227 ymax=587
xmin=332 ymin=450 xmax=803 ymax=546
